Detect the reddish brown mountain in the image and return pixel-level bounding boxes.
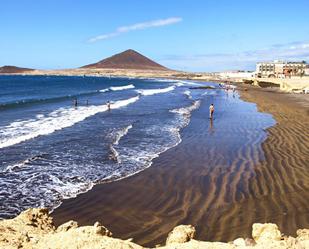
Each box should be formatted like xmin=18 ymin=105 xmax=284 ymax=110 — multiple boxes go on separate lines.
xmin=82 ymin=49 xmax=169 ymax=70
xmin=0 ymin=65 xmax=34 ymax=74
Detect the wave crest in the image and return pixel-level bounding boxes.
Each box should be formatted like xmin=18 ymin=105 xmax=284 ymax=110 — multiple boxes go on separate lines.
xmin=170 ymin=100 xmax=201 ymax=126
xmin=136 ymin=86 xmax=175 ymax=96
xmin=108 ymin=125 xmax=133 ymax=164
xmin=109 ymin=84 xmax=135 ymax=91
xmin=0 ymin=96 xmax=139 ymax=149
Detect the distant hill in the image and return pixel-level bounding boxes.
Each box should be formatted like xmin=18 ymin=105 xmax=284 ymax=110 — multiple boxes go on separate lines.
xmin=0 ymin=66 xmax=34 ymax=74
xmin=82 ymin=49 xmax=169 ymax=71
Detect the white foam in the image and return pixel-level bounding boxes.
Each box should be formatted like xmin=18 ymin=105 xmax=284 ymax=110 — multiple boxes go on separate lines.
xmin=184 ymin=90 xmax=192 ymax=99
xmin=110 ymin=84 xmax=135 ymax=91
xmin=170 ymin=100 xmax=201 ymax=116
xmin=109 ymin=124 xmax=133 ymax=164
xmin=177 ymin=80 xmax=203 ymax=86
xmin=202 ymin=91 xmax=217 ymax=96
xmin=5 ymin=154 xmax=47 ymax=172
xmin=103 ymin=101 xmax=202 ymax=186
xmin=109 ymin=145 xmax=120 ymax=163
xmin=136 ymin=86 xmax=175 ymax=96
xmin=175 ymin=81 xmax=185 ymax=87
xmin=36 ymin=114 xmax=45 ymax=119
xmin=99 ymin=88 xmax=109 ymax=93
xmin=0 ymin=96 xmax=139 ymax=149
xmin=49 ymin=175 xmax=94 ymax=200
xmin=113 ymin=125 xmax=133 ymax=145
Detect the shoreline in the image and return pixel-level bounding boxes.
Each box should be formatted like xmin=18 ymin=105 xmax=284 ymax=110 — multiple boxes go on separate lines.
xmin=1 ymin=73 xmax=308 ymax=246
xmin=51 ymin=84 xmax=309 ymax=246
xmin=1 ymin=69 xmax=309 ymax=93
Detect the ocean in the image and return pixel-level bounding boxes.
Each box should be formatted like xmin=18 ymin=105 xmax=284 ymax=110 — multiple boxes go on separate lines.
xmin=0 ymin=75 xmax=210 ymax=218
xmin=0 ymin=75 xmax=277 ymax=221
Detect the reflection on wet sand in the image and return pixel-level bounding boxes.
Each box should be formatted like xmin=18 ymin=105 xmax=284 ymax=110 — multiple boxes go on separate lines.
xmin=52 ymin=87 xmax=309 ymax=247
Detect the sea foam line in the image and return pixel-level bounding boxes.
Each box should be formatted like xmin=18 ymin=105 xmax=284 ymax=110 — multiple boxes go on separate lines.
xmin=110 ymin=84 xmax=135 ymax=91
xmin=170 ymin=100 xmax=201 ymax=126
xmin=170 ymin=100 xmax=201 ymax=117
xmin=184 ymin=90 xmax=192 ymax=99
xmin=103 ymin=101 xmax=202 ymax=185
xmin=0 ymin=96 xmax=139 ymax=149
xmin=108 ymin=124 xmax=133 ymax=164
xmin=136 ymin=86 xmax=175 ymax=96
xmin=99 ymin=84 xmax=135 ymax=93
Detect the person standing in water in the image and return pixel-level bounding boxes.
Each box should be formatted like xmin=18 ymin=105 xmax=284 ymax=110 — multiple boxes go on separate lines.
xmin=209 ymin=104 xmax=214 ymax=119
xmin=107 ymin=101 xmax=111 ymax=111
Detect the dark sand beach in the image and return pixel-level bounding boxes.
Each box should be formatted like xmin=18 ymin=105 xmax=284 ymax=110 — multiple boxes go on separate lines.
xmin=52 ymin=85 xmax=309 ymax=246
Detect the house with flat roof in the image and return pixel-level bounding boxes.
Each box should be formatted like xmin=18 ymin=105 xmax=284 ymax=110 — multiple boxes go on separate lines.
xmin=256 ymin=60 xmax=307 ymax=78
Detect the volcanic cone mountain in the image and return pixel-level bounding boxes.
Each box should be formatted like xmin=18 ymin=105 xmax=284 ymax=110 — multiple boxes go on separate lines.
xmin=82 ymin=49 xmax=169 ymax=71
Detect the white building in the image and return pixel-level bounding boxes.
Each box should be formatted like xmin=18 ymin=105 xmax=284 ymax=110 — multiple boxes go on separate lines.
xmin=218 ymin=70 xmax=255 ymax=79
xmin=256 ymin=60 xmax=307 ymax=78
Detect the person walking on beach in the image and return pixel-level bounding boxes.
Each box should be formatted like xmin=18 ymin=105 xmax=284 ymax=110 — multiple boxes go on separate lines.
xmin=209 ymin=104 xmax=214 ymax=119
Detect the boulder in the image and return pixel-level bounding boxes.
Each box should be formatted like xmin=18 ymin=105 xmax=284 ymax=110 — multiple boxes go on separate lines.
xmin=252 ymin=223 xmax=281 ymax=243
xmin=20 ymin=208 xmax=54 ymax=231
xmin=166 ymin=225 xmax=196 ymax=245
xmin=56 ymin=220 xmax=78 ymax=232
xmin=296 ymin=229 xmax=309 ymax=249
xmin=297 ymin=229 xmax=309 ymax=241
xmin=233 ymin=238 xmax=246 ymax=246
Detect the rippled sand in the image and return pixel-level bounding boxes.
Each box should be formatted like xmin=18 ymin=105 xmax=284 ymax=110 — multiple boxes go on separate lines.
xmin=52 ymin=87 xmax=309 ymax=246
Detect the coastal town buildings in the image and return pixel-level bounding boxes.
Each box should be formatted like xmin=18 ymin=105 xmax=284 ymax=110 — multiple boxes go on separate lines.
xmin=256 ymin=60 xmax=307 ymax=78
xmin=217 ymin=70 xmax=255 ymax=80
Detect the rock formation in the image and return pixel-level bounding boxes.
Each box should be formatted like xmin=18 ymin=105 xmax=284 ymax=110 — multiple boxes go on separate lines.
xmin=0 ymin=208 xmax=308 ymax=249
xmin=0 ymin=65 xmax=34 ymax=74
xmin=82 ymin=49 xmax=169 ymax=71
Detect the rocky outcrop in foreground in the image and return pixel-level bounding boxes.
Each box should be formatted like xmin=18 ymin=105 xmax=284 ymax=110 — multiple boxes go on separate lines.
xmin=0 ymin=208 xmax=308 ymax=249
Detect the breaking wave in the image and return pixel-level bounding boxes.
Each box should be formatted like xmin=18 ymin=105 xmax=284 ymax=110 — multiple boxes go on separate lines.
xmin=0 ymin=96 xmax=139 ymax=149
xmin=170 ymin=100 xmax=201 ymax=126
xmin=184 ymin=90 xmax=192 ymax=99
xmin=110 ymin=84 xmax=135 ymax=91
xmin=136 ymin=86 xmax=175 ymax=96
xmin=108 ymin=125 xmax=133 ymax=164
xmin=98 ymin=84 xmax=135 ymax=93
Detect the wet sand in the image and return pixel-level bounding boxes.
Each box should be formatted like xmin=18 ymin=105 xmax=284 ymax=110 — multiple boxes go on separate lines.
xmin=52 ymin=86 xmax=309 ymax=246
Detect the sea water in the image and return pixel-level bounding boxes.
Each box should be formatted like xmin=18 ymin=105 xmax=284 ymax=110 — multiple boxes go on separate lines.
xmin=0 ymin=75 xmax=205 ymax=218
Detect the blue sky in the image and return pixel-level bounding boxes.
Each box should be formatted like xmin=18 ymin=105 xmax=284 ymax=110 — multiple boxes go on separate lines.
xmin=1 ymin=0 xmax=309 ymax=72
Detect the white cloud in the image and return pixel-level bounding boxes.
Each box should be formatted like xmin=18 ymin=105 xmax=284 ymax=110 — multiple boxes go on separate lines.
xmin=161 ymin=41 xmax=309 ymax=72
xmin=88 ymin=17 xmax=182 ymax=43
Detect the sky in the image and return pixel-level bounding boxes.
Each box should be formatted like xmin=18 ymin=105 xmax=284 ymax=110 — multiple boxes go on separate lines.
xmin=1 ymin=0 xmax=309 ymax=72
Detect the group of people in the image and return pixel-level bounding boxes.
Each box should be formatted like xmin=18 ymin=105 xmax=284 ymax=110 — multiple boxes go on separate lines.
xmin=72 ymin=84 xmax=232 ymax=120
xmin=73 ymin=99 xmax=112 ymax=111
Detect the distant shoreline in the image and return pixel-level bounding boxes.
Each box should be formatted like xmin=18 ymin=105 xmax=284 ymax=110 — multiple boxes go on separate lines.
xmin=1 ymin=68 xmax=309 ymax=93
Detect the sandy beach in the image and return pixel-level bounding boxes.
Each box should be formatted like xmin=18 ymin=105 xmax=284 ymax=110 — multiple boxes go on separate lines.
xmin=51 ymin=84 xmax=309 ymax=246
xmin=2 ymin=2 xmax=309 ymax=248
